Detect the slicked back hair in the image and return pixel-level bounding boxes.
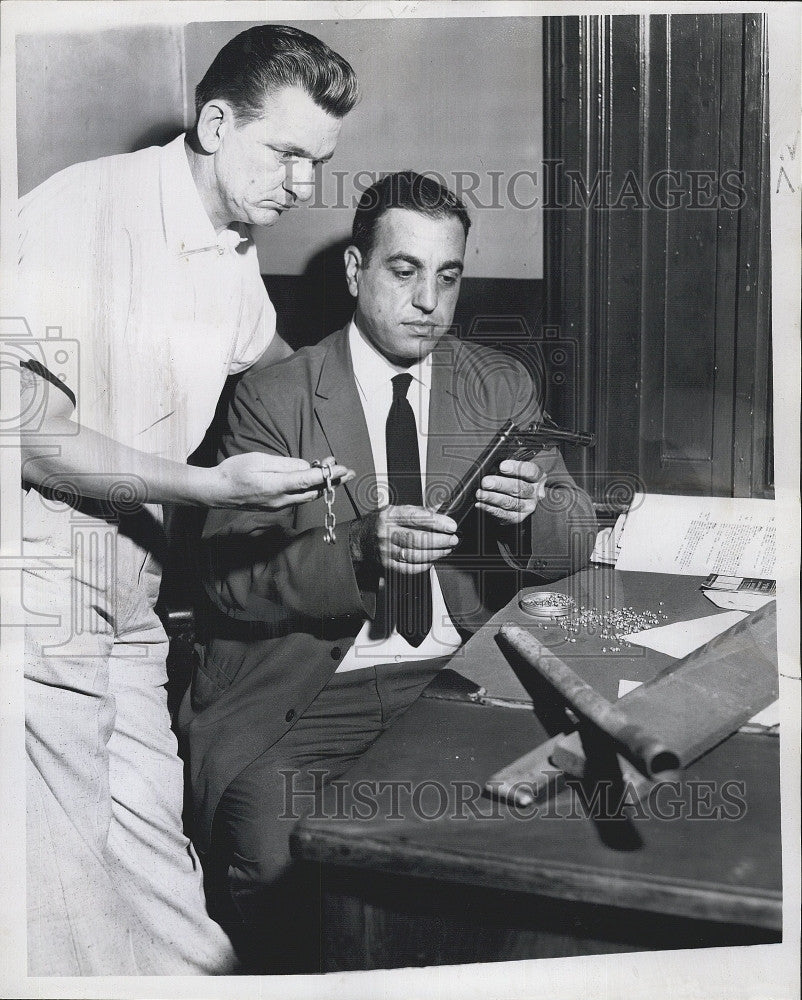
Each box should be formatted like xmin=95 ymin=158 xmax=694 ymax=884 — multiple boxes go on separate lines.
xmin=195 ymin=24 xmax=358 ymax=124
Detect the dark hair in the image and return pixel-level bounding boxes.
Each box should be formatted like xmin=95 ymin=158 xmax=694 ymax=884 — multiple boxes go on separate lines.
xmin=195 ymin=24 xmax=358 ymax=123
xmin=351 ymin=171 xmax=471 ymax=261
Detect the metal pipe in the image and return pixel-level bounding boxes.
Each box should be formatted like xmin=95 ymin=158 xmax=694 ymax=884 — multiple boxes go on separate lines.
xmin=497 ymin=624 xmax=680 ymax=779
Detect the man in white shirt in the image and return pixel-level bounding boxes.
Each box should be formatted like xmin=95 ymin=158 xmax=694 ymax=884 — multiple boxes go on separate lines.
xmin=184 ymin=171 xmax=597 ymax=971
xmin=17 ymin=25 xmax=356 ymax=975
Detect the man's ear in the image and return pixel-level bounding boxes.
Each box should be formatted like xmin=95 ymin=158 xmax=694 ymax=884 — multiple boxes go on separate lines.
xmin=195 ymin=100 xmax=234 ymax=153
xmin=343 ymin=245 xmax=363 ymax=299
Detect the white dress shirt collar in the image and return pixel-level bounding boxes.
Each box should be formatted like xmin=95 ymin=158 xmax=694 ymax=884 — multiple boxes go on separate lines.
xmin=348 ymin=320 xmax=433 ymax=398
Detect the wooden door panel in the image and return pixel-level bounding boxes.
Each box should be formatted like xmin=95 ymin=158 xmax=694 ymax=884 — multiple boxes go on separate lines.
xmin=544 ymin=13 xmax=773 ymax=502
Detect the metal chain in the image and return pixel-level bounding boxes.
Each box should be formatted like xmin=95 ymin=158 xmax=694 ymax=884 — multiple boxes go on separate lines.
xmin=313 ymin=459 xmax=337 ymax=544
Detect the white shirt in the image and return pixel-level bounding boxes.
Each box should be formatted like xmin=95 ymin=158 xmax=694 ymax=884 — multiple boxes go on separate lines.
xmin=16 ymin=134 xmax=275 ymax=462
xmin=335 ymin=322 xmax=463 ymax=672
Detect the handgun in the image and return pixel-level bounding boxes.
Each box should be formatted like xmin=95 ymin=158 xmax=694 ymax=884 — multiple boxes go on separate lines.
xmin=436 ymin=417 xmax=595 ymax=527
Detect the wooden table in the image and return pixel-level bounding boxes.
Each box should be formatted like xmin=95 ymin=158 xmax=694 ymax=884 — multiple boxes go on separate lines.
xmin=291 ymin=568 xmax=781 ymax=970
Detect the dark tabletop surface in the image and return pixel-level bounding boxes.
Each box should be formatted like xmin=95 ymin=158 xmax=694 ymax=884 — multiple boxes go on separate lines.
xmin=293 ymin=569 xmax=782 ymax=930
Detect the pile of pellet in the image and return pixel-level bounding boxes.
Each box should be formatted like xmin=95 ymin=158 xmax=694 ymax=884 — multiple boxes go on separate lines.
xmin=539 ymin=601 xmax=670 ymax=651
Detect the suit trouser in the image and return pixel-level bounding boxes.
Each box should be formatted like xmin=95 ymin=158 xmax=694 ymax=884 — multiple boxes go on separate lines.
xmin=214 ymin=656 xmax=452 ymax=896
xmin=23 ymin=491 xmax=236 ymax=976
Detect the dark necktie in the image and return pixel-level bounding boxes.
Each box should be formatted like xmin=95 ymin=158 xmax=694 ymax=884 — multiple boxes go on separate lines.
xmin=385 ymin=373 xmax=433 ymax=647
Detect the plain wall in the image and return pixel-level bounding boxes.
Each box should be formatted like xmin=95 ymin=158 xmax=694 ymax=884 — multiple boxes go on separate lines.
xmin=16 ymin=17 xmax=542 ymax=280
xmin=16 ymin=26 xmax=186 ymax=195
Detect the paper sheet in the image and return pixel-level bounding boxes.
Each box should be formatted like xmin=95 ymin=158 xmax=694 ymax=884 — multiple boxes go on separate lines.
xmin=623 ymin=610 xmax=748 ymax=659
xmin=745 ymin=700 xmax=781 ymax=727
xmin=615 ymin=494 xmax=776 ymax=576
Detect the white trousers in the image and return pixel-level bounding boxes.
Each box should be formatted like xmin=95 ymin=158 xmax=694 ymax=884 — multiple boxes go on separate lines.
xmin=23 ymin=490 xmax=236 ymax=975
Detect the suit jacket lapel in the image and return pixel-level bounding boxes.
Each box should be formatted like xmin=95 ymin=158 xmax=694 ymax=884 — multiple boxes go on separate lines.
xmin=314 ymin=326 xmax=377 ymax=518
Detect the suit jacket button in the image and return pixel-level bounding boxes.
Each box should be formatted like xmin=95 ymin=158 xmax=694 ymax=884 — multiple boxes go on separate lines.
xmin=331 ymin=646 xmax=342 ymax=660
xmin=285 ymin=709 xmax=296 ymax=723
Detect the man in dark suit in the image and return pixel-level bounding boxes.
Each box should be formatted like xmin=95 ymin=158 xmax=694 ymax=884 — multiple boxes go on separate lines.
xmin=181 ymin=171 xmax=596 ymax=967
